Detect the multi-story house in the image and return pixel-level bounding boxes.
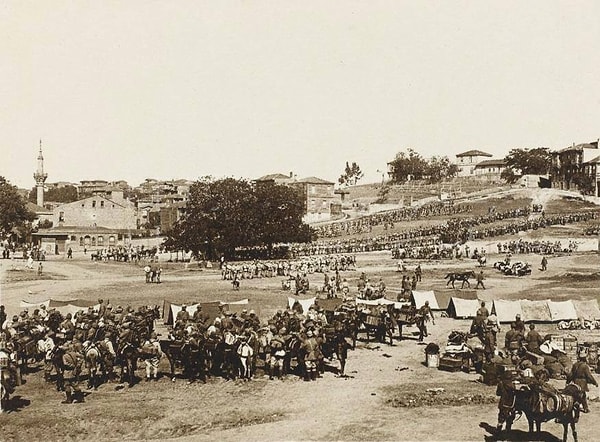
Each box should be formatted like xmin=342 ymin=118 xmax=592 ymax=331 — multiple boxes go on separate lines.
xmin=551 ymin=140 xmax=599 ymax=194
xmin=455 ymin=150 xmax=493 ymax=177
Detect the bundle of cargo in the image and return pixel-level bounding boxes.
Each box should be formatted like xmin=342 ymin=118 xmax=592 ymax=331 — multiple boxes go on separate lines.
xmin=438 ymin=331 xmax=475 ymax=373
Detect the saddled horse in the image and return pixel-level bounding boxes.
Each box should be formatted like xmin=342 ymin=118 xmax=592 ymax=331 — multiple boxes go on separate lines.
xmin=50 ymin=345 xmax=84 ymax=392
xmin=445 ymin=270 xmax=476 ymax=289
xmin=320 ymin=325 xmax=352 ymax=376
xmin=82 ymin=341 xmax=103 ymax=390
xmin=160 ymin=338 xmax=206 ymax=383
xmin=357 ymin=311 xmax=394 ymax=345
xmin=498 ymin=382 xmax=585 ymax=442
xmin=116 ymin=341 xmax=139 ymax=388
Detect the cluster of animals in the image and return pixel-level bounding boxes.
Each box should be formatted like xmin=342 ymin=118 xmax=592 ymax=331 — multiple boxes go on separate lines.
xmin=493 ymin=259 xmax=532 ymax=276
xmin=90 ymin=245 xmax=159 ymax=262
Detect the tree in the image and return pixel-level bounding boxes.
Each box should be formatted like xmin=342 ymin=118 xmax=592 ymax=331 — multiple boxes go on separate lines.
xmin=501 ymin=148 xmax=552 ymax=184
xmin=387 ymin=149 xmax=428 ymax=183
xmin=338 ymin=161 xmax=364 ymax=187
xmin=28 ymin=185 xmax=78 ymax=204
xmin=164 ymin=177 xmax=311 ymax=260
xmin=0 ymin=177 xmax=36 ymax=237
xmin=427 ymin=156 xmax=460 ymax=183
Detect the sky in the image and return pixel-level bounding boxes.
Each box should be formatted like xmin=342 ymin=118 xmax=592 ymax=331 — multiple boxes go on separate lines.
xmin=3 ymin=1 xmax=600 ymax=190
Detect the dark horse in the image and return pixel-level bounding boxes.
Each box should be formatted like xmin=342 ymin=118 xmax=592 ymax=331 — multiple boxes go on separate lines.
xmin=445 ymin=270 xmax=476 ymax=289
xmin=160 ymin=338 xmax=206 ymax=383
xmin=50 ymin=345 xmax=83 ymax=392
xmin=320 ymin=326 xmax=352 ymax=376
xmin=497 ymin=382 xmax=585 ymax=442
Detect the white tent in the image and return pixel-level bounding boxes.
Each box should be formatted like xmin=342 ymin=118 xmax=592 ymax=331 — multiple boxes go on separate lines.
xmin=355 ymin=298 xmax=395 ymax=306
xmin=573 ymin=300 xmax=600 ymax=321
xmin=287 ymin=297 xmax=316 ymax=313
xmin=492 ymin=300 xmax=523 ymax=323
xmin=520 ymin=300 xmax=552 ymax=322
xmin=448 ymin=297 xmax=480 ymax=319
xmin=411 ymin=291 xmax=440 ymax=310
xmin=547 ymin=300 xmax=578 ymax=322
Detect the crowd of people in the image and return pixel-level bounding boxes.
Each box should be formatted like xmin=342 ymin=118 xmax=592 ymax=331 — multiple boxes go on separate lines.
xmin=313 ymin=202 xmax=472 ymax=238
xmin=494 ymin=239 xmax=580 ymax=255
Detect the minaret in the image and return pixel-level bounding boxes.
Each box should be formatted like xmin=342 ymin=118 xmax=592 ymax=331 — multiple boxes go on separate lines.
xmin=33 ymin=140 xmax=48 ymax=207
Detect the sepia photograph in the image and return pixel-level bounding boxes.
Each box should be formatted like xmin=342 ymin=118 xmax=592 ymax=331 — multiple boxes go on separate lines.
xmin=2 ymin=1 xmax=600 ymax=441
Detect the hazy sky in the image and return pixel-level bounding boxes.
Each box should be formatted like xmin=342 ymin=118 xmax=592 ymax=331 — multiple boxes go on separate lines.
xmin=3 ymin=1 xmax=600 ymax=189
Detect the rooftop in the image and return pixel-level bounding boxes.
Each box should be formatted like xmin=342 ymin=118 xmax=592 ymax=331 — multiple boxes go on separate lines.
xmin=456 ymin=150 xmax=493 ymax=158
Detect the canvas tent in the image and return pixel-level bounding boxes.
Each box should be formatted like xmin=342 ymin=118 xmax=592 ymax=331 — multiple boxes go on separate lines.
xmin=547 ymin=300 xmax=578 ymax=322
xmin=287 ymin=297 xmax=316 ymax=314
xmin=162 ymin=299 xmax=248 ymax=325
xmin=20 ymin=299 xmax=100 ymax=319
xmin=520 ymin=300 xmax=552 ymax=322
xmin=573 ymin=300 xmax=600 ymax=321
xmin=492 ymin=300 xmax=523 ymax=323
xmin=316 ymin=298 xmax=343 ymax=312
xmin=410 ymin=291 xmax=440 ymax=310
xmin=435 ymin=290 xmax=477 ymax=311
xmin=447 ymin=297 xmax=480 ymax=319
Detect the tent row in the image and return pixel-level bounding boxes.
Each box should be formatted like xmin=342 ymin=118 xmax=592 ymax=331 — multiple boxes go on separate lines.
xmin=163 ymin=299 xmax=249 ymax=325
xmin=20 ymin=298 xmax=100 ymax=319
xmin=492 ymin=299 xmax=600 ymax=323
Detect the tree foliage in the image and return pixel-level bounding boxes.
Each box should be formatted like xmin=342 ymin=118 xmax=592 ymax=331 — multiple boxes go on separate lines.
xmin=338 ymin=161 xmax=364 ymax=187
xmin=501 ymin=148 xmax=552 ymax=183
xmin=388 ymin=149 xmax=457 ymax=184
xmin=0 ymin=177 xmax=36 ymax=237
xmin=28 ymin=185 xmax=78 ymax=204
xmin=164 ymin=177 xmax=311 ymax=259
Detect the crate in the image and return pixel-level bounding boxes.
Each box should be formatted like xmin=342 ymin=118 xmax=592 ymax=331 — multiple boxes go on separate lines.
xmin=563 ymin=335 xmax=578 ymax=351
xmin=550 ymin=335 xmax=565 ymax=351
xmin=438 ymin=355 xmax=463 ymax=372
xmin=523 ymin=351 xmax=545 ymax=366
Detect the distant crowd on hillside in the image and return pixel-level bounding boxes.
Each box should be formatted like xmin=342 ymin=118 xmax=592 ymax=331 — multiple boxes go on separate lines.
xmin=289 ymin=208 xmax=600 ymax=257
xmin=314 ymin=201 xmax=472 ymax=238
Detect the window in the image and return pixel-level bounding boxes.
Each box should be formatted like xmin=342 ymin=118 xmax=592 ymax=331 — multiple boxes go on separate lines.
xmin=92 ymin=200 xmax=96 ymax=208
xmin=70 ymin=235 xmax=76 ymax=241
xmin=81 ymin=203 xmax=85 ymax=208
xmin=59 ymin=212 xmax=64 ymax=222
xmin=91 ymin=237 xmax=96 ymax=246
xmin=98 ymin=236 xmax=104 ymax=245
xmin=100 ymin=201 xmax=104 ymax=208
xmin=79 ymin=237 xmax=84 ymax=246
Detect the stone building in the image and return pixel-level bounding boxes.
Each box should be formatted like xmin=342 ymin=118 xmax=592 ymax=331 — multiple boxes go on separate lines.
xmin=551 ymin=140 xmax=599 ymax=194
xmin=455 ymin=150 xmax=493 ymax=177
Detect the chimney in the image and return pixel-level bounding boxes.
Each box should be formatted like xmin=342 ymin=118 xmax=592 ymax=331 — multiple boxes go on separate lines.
xmin=289 ymin=171 xmax=293 ymax=178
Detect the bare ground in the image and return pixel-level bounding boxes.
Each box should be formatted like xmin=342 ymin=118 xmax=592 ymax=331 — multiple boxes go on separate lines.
xmin=1 ymin=248 xmax=600 ymax=441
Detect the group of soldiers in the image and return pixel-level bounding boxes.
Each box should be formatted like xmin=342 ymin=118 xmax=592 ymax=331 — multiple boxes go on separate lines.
xmin=314 ymin=201 xmax=472 ymax=239
xmin=221 ymin=255 xmax=357 ymax=282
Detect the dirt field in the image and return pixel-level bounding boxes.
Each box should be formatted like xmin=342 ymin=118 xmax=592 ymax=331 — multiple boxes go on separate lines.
xmin=1 ymin=244 xmax=600 ymax=441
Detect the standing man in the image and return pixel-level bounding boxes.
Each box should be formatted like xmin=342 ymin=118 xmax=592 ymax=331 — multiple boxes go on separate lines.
xmin=414 ymin=264 xmax=422 ymax=282
xmin=525 ymin=323 xmax=543 ymax=354
xmin=416 ymin=301 xmax=435 ymax=342
xmin=475 ymin=270 xmax=486 ymax=290
xmin=540 ymin=256 xmax=548 ymax=271
xmin=476 ymin=301 xmax=489 ymax=322
xmin=567 ymin=350 xmax=598 ymax=413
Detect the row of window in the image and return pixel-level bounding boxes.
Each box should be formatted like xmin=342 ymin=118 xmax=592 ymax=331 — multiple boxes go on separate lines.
xmin=77 ymin=235 xmax=119 ymax=247
xmin=81 ymin=200 xmax=116 ymax=208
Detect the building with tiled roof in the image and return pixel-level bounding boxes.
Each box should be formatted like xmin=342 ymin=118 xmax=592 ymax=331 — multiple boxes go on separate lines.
xmin=455 ymin=150 xmax=494 ymax=177
xmin=551 ymin=140 xmax=599 ymax=195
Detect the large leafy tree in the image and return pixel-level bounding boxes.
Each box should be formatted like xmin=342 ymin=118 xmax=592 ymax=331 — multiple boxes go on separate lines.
xmin=388 ymin=149 xmax=428 ymax=183
xmin=388 ymin=149 xmax=457 ymax=184
xmin=427 ymin=156 xmax=459 ymax=183
xmin=0 ymin=177 xmax=35 ymax=237
xmin=501 ymin=148 xmax=552 ymax=184
xmin=338 ymin=161 xmax=364 ymax=187
xmin=165 ymin=177 xmax=311 ymax=260
xmin=28 ymin=184 xmax=78 ymax=204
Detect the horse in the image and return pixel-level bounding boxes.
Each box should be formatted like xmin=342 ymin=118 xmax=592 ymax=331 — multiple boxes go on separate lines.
xmin=82 ymin=341 xmax=103 ymax=390
xmin=116 ymin=341 xmax=138 ymax=388
xmin=358 ymin=310 xmax=394 ymax=345
xmin=50 ymin=345 xmax=84 ymax=392
xmin=320 ymin=325 xmax=352 ymax=376
xmin=160 ymin=338 xmax=206 ymax=383
xmin=499 ymin=382 xmax=585 ymax=442
xmin=477 ymin=255 xmax=487 ymax=267
xmin=445 ymin=271 xmax=476 ymax=289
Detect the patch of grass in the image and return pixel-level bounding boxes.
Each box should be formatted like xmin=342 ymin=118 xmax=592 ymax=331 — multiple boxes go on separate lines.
xmin=382 ymin=381 xmax=497 ymax=408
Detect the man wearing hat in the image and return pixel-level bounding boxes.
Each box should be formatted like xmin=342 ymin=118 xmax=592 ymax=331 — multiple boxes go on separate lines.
xmin=416 ymin=300 xmax=435 ymax=342
xmin=301 ymin=330 xmax=320 ymax=381
xmin=176 ymin=304 xmax=190 ymax=326
xmin=525 ymin=323 xmax=543 ymax=354
xmin=141 ymin=332 xmax=162 ymax=381
xmin=41 ymin=331 xmax=56 ymax=382
xmin=567 ymin=349 xmax=598 ymax=413
xmin=97 ymin=299 xmax=106 ymax=319
xmin=484 ymin=315 xmax=499 ymax=363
